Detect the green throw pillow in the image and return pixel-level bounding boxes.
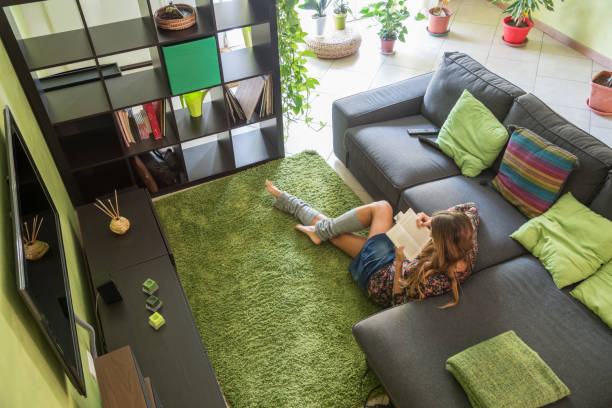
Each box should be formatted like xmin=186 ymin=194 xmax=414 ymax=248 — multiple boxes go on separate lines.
xmin=571 ymin=262 xmax=612 ymax=329
xmin=511 ymin=192 xmax=612 ymax=288
xmin=437 ymin=89 xmax=509 ymax=177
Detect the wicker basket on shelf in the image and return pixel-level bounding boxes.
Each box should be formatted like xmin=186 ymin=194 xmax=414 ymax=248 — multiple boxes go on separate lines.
xmin=154 ymin=3 xmax=196 ymax=31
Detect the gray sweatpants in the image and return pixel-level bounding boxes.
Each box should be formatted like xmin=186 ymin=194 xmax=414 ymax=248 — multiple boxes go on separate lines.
xmin=273 ymin=191 xmax=364 ymax=241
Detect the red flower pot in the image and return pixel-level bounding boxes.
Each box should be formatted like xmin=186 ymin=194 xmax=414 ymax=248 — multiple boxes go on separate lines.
xmin=588 ymin=71 xmax=612 ymax=116
xmin=502 ymin=16 xmax=533 ymax=44
xmin=428 ymin=7 xmax=452 ymax=34
xmin=381 ymin=38 xmax=396 ymax=54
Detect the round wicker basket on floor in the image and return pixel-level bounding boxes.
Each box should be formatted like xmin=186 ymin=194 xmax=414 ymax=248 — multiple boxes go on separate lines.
xmin=154 ymin=4 xmax=196 ymax=31
xmin=305 ymin=28 xmax=362 ymax=59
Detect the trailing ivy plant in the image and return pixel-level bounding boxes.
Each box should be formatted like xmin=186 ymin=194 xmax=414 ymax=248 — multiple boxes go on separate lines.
xmin=277 ymin=0 xmax=324 ymax=131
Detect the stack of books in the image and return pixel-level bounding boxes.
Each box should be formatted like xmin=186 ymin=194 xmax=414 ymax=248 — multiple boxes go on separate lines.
xmin=224 ymin=75 xmax=273 ymax=125
xmin=259 ymin=75 xmax=273 ymax=118
xmin=115 ymin=100 xmax=167 ymax=148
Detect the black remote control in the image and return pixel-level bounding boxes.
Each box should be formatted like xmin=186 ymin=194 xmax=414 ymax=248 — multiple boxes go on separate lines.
xmin=407 ymin=128 xmax=439 ymax=136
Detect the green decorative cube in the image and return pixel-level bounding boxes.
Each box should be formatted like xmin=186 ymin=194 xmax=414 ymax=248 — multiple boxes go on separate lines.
xmin=145 ymin=295 xmax=163 ymax=312
xmin=148 ymin=312 xmax=166 ymax=330
xmin=142 ymin=278 xmax=159 ymax=295
xmin=162 ymin=37 xmax=221 ymax=95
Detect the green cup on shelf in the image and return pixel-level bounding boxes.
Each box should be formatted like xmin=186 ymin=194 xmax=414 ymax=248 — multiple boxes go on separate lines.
xmin=180 ymin=89 xmax=210 ymax=118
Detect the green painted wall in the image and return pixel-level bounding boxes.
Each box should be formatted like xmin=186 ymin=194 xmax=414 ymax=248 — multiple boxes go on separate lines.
xmin=533 ymin=0 xmax=612 ymax=60
xmin=0 ymin=40 xmax=101 ymax=407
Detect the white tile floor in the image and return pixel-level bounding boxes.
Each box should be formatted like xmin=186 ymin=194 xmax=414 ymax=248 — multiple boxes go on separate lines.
xmin=285 ymin=0 xmax=612 ymax=201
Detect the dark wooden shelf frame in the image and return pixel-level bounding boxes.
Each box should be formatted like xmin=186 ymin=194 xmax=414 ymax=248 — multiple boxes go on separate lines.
xmin=105 ymin=66 xmax=171 ymax=110
xmin=213 ymin=0 xmax=270 ymax=32
xmin=221 ymin=43 xmax=274 ymax=83
xmin=232 ymin=122 xmax=280 ymax=168
xmin=182 ymin=133 xmax=235 ymax=181
xmin=174 ymin=100 xmax=227 ymax=143
xmin=20 ymin=29 xmax=94 ymax=71
xmin=0 ymin=0 xmax=284 ymax=206
xmin=88 ymin=17 xmax=158 ymax=57
xmin=43 ymin=79 xmax=111 ymax=125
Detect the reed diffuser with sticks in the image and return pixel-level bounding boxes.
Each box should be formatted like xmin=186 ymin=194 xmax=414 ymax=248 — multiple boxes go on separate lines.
xmin=94 ymin=190 xmax=131 ymax=235
xmin=23 ymin=215 xmax=49 ymax=261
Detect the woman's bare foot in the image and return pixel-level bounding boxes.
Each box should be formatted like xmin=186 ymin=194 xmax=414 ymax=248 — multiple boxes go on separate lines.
xmin=265 ymin=180 xmax=281 ymax=198
xmin=296 ymin=224 xmax=322 ymax=245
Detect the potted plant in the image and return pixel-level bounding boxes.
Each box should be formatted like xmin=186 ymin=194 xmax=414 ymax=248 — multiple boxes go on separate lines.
xmin=588 ymin=71 xmax=612 ymax=116
xmin=299 ymin=0 xmax=331 ymax=36
xmin=491 ymin=0 xmax=562 ymax=45
xmin=360 ymin=0 xmax=425 ymax=54
xmin=333 ymin=0 xmax=351 ymax=30
xmin=428 ymin=0 xmax=452 ymax=36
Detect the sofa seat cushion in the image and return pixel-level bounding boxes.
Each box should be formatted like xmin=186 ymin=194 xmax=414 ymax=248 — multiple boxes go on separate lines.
xmin=503 ymin=93 xmax=612 ymax=204
xmin=422 ymin=52 xmax=525 ymax=127
xmin=399 ymin=175 xmax=527 ymax=272
xmin=352 ymin=255 xmax=612 ymax=408
xmin=345 ymin=115 xmax=460 ymax=207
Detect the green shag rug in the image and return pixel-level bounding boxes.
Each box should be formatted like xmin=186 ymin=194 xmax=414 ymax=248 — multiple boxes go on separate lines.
xmin=154 ymin=151 xmax=381 ymax=407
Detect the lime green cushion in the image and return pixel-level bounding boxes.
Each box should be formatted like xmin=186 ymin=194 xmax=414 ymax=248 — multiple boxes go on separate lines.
xmin=446 ymin=330 xmax=570 ymax=408
xmin=511 ymin=192 xmax=612 ymax=288
xmin=571 ymin=262 xmax=612 ymax=329
xmin=437 ymin=89 xmax=509 ymax=177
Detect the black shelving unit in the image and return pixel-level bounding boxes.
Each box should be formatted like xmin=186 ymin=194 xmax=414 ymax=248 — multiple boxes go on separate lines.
xmin=0 ymin=0 xmax=284 ymax=205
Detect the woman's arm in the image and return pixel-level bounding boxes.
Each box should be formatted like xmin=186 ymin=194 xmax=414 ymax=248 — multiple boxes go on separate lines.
xmin=393 ymin=246 xmax=405 ymax=295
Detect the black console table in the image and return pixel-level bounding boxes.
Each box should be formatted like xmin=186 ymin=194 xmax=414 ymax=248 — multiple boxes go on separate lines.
xmin=76 ymin=188 xmax=225 ymax=407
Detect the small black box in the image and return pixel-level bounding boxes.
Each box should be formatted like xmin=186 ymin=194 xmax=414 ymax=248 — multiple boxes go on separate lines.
xmin=97 ymin=280 xmax=122 ymax=304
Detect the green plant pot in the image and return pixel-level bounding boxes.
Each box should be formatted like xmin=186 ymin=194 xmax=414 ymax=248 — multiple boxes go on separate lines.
xmin=334 ymin=13 xmax=347 ymax=30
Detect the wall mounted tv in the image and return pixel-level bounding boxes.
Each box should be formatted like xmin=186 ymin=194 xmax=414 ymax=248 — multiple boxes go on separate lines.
xmin=4 ymin=106 xmax=86 ymax=395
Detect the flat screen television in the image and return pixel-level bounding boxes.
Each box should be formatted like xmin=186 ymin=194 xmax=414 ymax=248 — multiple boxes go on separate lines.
xmin=4 ymin=106 xmax=86 ymax=395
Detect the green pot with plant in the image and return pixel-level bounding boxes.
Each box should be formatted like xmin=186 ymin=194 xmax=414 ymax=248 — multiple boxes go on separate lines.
xmin=299 ymin=0 xmax=330 ymax=36
xmin=491 ymin=0 xmax=562 ymax=45
xmin=333 ymin=0 xmax=350 ymax=30
xmin=428 ymin=0 xmax=452 ymax=35
xmin=360 ymin=0 xmax=424 ymax=54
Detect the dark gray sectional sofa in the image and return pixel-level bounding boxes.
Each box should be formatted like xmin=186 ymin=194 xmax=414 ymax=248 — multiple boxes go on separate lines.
xmin=332 ymin=52 xmax=612 ymax=407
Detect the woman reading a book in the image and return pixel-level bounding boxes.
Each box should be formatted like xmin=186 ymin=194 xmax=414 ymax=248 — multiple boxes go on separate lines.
xmin=266 ymin=181 xmax=479 ymax=308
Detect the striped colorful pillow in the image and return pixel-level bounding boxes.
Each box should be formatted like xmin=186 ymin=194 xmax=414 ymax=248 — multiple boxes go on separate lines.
xmin=490 ymin=127 xmax=578 ymax=218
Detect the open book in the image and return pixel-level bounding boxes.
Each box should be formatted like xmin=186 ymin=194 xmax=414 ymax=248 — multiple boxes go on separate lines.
xmin=385 ymin=208 xmax=431 ymax=260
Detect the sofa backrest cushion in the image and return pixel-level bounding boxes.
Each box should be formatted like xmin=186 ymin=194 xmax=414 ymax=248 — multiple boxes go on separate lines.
xmin=503 ymin=94 xmax=612 ymax=204
xmin=590 ymin=172 xmax=612 ymax=220
xmin=422 ymin=52 xmax=525 ymax=127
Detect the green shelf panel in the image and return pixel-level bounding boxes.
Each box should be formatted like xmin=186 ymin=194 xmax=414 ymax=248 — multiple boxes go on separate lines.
xmin=162 ymin=37 xmax=221 ymax=95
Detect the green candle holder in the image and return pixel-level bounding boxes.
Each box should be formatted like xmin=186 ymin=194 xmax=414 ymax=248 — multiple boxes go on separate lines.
xmin=142 ymin=278 xmax=159 ymax=295
xmin=146 ymin=295 xmax=163 ymax=312
xmin=149 ymin=312 xmax=166 ymax=330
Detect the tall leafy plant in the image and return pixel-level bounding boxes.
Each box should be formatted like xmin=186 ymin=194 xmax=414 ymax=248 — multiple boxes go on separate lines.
xmin=298 ymin=0 xmax=331 ymax=17
xmin=360 ymin=0 xmax=424 ymax=42
xmin=334 ymin=0 xmax=351 ymax=14
xmin=277 ymin=0 xmax=322 ymax=130
xmin=491 ymin=0 xmax=562 ymax=27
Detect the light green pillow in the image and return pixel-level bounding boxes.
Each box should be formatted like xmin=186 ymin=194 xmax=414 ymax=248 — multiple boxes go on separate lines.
xmin=437 ymin=89 xmax=509 ymax=177
xmin=511 ymin=192 xmax=612 ymax=288
xmin=571 ymin=262 xmax=612 ymax=329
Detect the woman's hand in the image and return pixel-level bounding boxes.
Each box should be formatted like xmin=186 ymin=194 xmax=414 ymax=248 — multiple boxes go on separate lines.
xmin=416 ymin=212 xmax=431 ymax=229
xmin=452 ymin=259 xmax=468 ymax=275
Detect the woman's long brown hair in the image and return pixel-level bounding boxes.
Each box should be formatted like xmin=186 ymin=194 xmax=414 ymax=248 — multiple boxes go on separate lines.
xmin=399 ymin=210 xmax=474 ymax=308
